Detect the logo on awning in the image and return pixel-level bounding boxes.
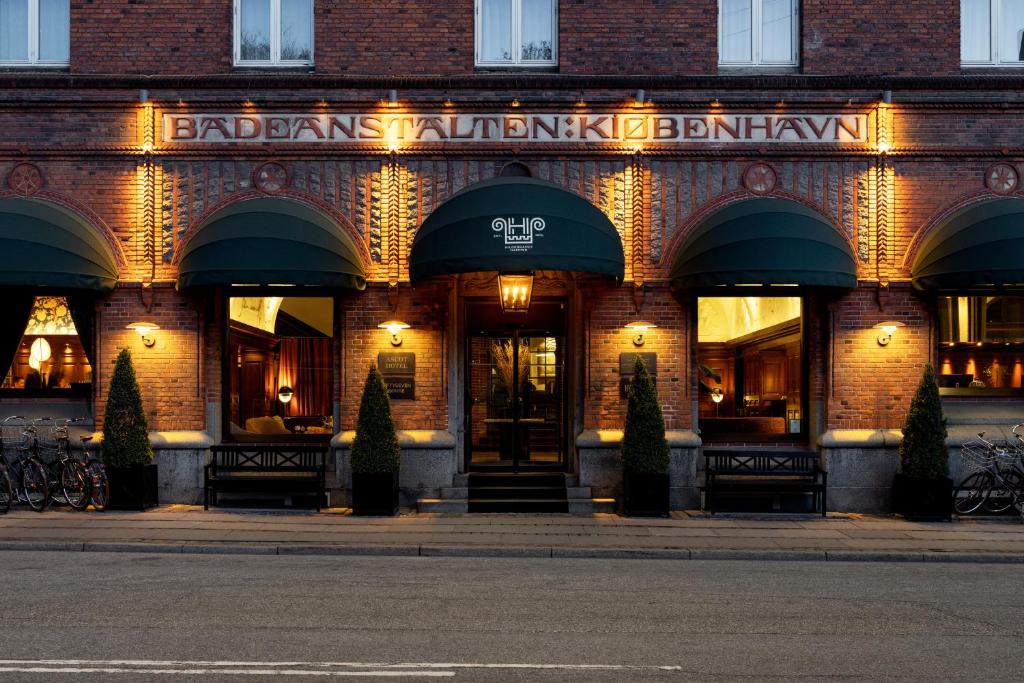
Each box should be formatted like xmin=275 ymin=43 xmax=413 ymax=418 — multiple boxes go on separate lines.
xmin=492 ymin=217 xmax=545 ymax=253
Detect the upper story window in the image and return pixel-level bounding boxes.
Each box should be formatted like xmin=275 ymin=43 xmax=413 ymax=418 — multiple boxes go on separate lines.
xmin=0 ymin=0 xmax=69 ymax=66
xmin=475 ymin=0 xmax=557 ymax=68
xmin=962 ymin=0 xmax=1024 ymax=66
xmin=719 ymin=0 xmax=799 ymax=67
xmin=234 ymin=0 xmax=313 ymax=67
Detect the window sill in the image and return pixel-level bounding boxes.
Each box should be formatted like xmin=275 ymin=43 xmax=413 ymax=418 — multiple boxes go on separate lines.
xmin=0 ymin=64 xmax=69 ymax=72
xmin=231 ymin=64 xmax=315 ymax=73
xmin=474 ymin=64 xmax=559 ymax=73
xmin=961 ymin=65 xmax=1024 ymax=73
xmin=717 ymin=65 xmax=800 ymax=75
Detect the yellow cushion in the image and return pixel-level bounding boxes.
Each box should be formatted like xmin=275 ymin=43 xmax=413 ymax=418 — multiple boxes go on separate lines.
xmin=244 ymin=416 xmax=291 ymax=435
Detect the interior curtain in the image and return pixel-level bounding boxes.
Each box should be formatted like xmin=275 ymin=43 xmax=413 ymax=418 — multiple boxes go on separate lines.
xmin=0 ymin=293 xmax=34 ymax=383
xmin=66 ymin=293 xmax=96 ymax=369
xmin=961 ymin=0 xmax=991 ymax=62
xmin=278 ymin=338 xmax=331 ymax=417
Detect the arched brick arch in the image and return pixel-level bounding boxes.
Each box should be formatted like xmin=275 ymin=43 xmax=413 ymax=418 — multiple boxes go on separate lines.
xmin=171 ymin=189 xmax=372 ymax=270
xmin=0 ymin=189 xmax=129 ymax=270
xmin=660 ymin=189 xmax=855 ymax=270
xmin=901 ymin=189 xmax=1019 ymax=270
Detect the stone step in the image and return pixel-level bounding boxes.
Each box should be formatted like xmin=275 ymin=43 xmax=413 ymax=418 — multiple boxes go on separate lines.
xmin=468 ymin=498 xmax=569 ymax=513
xmin=417 ymin=498 xmax=468 ymax=513
xmin=568 ymin=498 xmax=617 ymax=514
xmin=440 ymin=487 xmax=469 ymax=498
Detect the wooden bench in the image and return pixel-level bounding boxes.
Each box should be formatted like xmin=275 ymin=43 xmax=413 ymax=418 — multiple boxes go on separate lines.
xmin=204 ymin=444 xmax=328 ymax=511
xmin=704 ymin=451 xmax=827 ymax=517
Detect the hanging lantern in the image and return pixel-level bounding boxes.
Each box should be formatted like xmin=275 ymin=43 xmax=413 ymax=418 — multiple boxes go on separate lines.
xmin=28 ymin=338 xmax=51 ymax=370
xmin=498 ymin=273 xmax=534 ymax=313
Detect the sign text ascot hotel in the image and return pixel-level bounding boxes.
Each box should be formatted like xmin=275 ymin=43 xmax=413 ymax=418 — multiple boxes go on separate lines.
xmin=164 ymin=112 xmax=870 ymax=145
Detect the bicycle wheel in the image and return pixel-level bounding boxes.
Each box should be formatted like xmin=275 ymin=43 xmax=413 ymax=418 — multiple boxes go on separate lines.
xmin=953 ymin=471 xmax=992 ymax=515
xmin=20 ymin=459 xmax=48 ymax=512
xmin=0 ymin=467 xmax=11 ymax=514
xmin=983 ymin=469 xmax=1023 ymax=514
xmin=60 ymin=461 xmax=90 ymax=511
xmin=88 ymin=462 xmax=109 ymax=512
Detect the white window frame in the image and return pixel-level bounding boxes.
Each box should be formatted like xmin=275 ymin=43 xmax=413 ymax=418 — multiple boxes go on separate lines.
xmin=718 ymin=0 xmax=799 ymax=68
xmin=474 ymin=0 xmax=558 ymax=68
xmin=962 ymin=0 xmax=1024 ymax=67
xmin=233 ymin=0 xmax=314 ymax=67
xmin=0 ymin=0 xmax=69 ymax=67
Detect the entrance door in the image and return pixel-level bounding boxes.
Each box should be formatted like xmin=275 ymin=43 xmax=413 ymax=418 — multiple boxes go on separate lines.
xmin=466 ymin=302 xmax=566 ymax=470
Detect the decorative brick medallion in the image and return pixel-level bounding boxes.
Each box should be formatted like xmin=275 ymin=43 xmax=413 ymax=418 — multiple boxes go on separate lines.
xmin=7 ymin=163 xmax=44 ymax=195
xmin=253 ymin=161 xmax=289 ymax=192
xmin=742 ymin=163 xmax=777 ymax=195
xmin=985 ymin=163 xmax=1018 ymax=195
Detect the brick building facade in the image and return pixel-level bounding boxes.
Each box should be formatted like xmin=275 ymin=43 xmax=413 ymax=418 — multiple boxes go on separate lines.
xmin=2 ymin=1 xmax=1023 ymax=512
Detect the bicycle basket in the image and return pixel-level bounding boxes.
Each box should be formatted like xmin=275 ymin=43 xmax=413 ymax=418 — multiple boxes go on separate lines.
xmin=960 ymin=442 xmax=1001 ymax=471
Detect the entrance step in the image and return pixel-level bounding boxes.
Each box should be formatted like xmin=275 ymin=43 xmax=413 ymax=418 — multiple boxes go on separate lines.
xmin=417 ymin=472 xmax=616 ymax=515
xmin=468 ymin=472 xmax=568 ymax=513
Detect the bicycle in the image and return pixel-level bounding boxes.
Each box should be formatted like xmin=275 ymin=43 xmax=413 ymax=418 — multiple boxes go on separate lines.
xmin=34 ymin=417 xmax=91 ymax=511
xmin=80 ymin=435 xmax=109 ymax=511
xmin=1 ymin=416 xmax=48 ymax=512
xmin=953 ymin=431 xmax=1024 ymax=520
xmin=0 ymin=452 xmax=11 ymax=514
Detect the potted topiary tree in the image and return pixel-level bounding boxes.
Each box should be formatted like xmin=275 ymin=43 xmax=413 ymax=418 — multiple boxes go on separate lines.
xmin=893 ymin=363 xmax=952 ymax=521
xmin=350 ymin=363 xmax=400 ymax=516
xmin=102 ymin=348 xmax=158 ymax=510
xmin=621 ymin=356 xmax=670 ymax=516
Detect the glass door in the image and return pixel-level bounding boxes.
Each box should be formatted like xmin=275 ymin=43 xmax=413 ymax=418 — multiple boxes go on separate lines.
xmin=467 ymin=332 xmax=565 ymax=470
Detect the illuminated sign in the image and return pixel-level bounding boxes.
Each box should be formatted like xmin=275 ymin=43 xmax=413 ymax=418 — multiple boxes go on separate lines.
xmin=492 ymin=217 xmax=545 ymax=252
xmin=163 ymin=112 xmax=870 ymax=145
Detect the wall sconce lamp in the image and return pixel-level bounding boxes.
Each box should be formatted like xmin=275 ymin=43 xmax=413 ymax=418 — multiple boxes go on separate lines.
xmin=126 ymin=321 xmax=160 ymax=347
xmin=387 ymin=89 xmax=399 ymax=107
xmin=498 ymin=273 xmax=534 ymax=313
xmin=710 ymin=387 xmax=725 ymax=404
xmin=633 ymin=89 xmax=646 ymax=106
xmin=277 ymin=386 xmax=294 ymax=404
xmin=873 ymin=320 xmax=905 ymax=346
xmin=625 ymin=320 xmax=657 ymax=347
xmin=378 ymin=319 xmax=410 ymax=346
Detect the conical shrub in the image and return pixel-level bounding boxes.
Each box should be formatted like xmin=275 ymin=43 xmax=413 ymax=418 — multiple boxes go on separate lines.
xmin=621 ymin=356 xmax=670 ymax=474
xmin=102 ymin=347 xmax=153 ymax=467
xmin=899 ymin=363 xmax=949 ymax=479
xmin=351 ymin=364 xmax=400 ymax=474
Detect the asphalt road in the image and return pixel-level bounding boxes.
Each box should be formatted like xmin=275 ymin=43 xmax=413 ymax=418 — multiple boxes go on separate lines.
xmin=0 ymin=551 xmax=1021 ymax=681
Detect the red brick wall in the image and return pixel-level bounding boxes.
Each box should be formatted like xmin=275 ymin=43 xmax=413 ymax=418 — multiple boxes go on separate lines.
xmin=96 ymin=286 xmax=205 ymax=432
xmin=341 ymin=284 xmax=448 ymax=432
xmin=68 ymin=1 xmax=961 ymax=76
xmin=803 ymin=1 xmax=960 ymax=76
xmin=583 ymin=284 xmax=689 ymax=431
xmin=827 ymin=285 xmax=931 ymax=430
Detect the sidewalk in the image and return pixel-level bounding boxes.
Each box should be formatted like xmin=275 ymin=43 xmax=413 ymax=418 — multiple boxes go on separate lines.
xmin=1 ymin=506 xmax=1023 ymax=562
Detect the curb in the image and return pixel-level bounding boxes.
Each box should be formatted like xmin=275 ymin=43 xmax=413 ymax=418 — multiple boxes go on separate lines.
xmin=1 ymin=541 xmax=1023 ymax=564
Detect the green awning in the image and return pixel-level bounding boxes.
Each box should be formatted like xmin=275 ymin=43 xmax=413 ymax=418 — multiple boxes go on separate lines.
xmin=670 ymin=198 xmax=857 ymax=290
xmin=409 ymin=176 xmax=625 ymax=282
xmin=912 ymin=199 xmax=1024 ymax=291
xmin=178 ymin=198 xmax=366 ymax=289
xmin=0 ymin=198 xmax=118 ymax=292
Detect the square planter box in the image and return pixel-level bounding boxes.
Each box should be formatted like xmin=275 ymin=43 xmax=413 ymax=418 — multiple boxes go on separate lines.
xmin=623 ymin=471 xmax=670 ymax=517
xmin=352 ymin=472 xmax=399 ymax=516
xmin=892 ymin=473 xmax=953 ymax=522
xmin=107 ymin=464 xmax=159 ymax=511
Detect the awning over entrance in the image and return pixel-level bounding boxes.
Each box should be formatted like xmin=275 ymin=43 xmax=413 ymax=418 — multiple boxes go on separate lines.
xmin=670 ymin=198 xmax=857 ymax=290
xmin=409 ymin=176 xmax=625 ymax=283
xmin=912 ymin=199 xmax=1024 ymax=291
xmin=0 ymin=198 xmax=118 ymax=292
xmin=177 ymin=198 xmax=366 ymax=289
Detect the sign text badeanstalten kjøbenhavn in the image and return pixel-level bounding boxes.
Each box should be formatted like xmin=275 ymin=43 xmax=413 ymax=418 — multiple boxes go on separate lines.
xmin=163 ymin=113 xmax=869 ymax=144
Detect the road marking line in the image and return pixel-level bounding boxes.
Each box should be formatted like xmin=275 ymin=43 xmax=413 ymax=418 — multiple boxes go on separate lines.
xmin=0 ymin=667 xmax=453 ymax=677
xmin=0 ymin=660 xmax=683 ymax=673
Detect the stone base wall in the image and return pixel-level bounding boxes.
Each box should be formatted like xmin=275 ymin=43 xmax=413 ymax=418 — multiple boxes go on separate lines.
xmin=333 ymin=430 xmax=456 ymax=507
xmin=76 ymin=431 xmax=212 ymax=505
xmin=577 ymin=430 xmax=701 ymax=510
